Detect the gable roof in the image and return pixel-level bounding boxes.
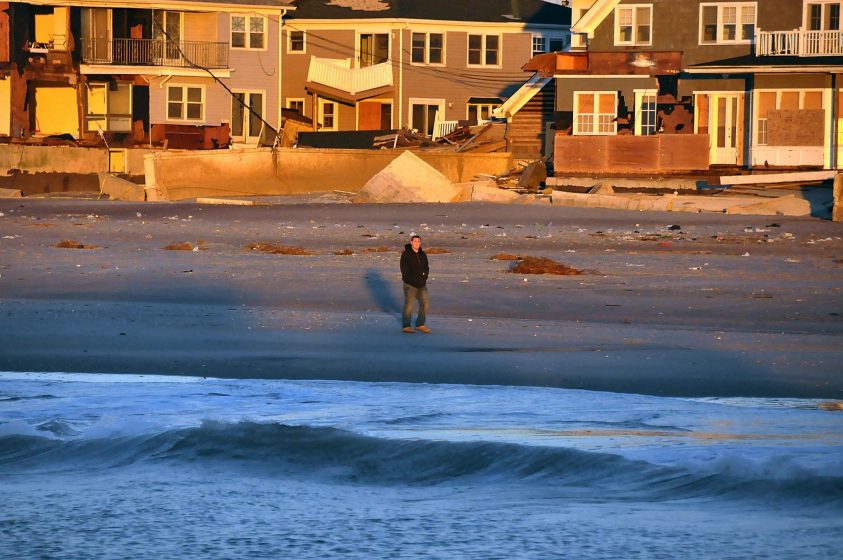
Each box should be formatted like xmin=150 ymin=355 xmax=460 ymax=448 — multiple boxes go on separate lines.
xmin=19 ymin=0 xmax=295 ymax=11
xmin=289 ymin=0 xmax=570 ymax=25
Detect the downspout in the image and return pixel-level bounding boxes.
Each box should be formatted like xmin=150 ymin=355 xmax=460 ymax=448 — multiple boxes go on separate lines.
xmin=398 ymin=23 xmax=408 ymax=129
xmin=831 ymin=73 xmax=838 ymax=170
xmin=278 ymin=8 xmax=288 ymax=131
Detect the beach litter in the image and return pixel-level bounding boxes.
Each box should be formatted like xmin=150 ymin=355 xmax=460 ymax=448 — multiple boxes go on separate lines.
xmin=55 ymin=240 xmax=97 ymax=249
xmin=245 ymin=243 xmax=314 ymax=255
xmin=509 ymin=257 xmax=583 ymax=276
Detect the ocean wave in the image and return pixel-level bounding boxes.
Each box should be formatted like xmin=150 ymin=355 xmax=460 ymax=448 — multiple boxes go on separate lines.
xmin=1 ymin=420 xmax=841 ymax=506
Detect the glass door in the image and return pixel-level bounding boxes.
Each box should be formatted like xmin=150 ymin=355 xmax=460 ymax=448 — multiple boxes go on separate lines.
xmin=710 ymin=94 xmax=739 ymax=165
xmin=231 ymin=92 xmax=264 ymax=144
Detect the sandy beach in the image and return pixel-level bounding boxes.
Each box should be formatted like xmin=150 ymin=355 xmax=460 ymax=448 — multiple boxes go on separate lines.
xmin=1 ymin=196 xmax=841 ymax=398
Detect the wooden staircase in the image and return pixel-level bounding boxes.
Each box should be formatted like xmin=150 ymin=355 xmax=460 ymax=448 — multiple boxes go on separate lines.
xmin=507 ymin=80 xmax=555 ymax=160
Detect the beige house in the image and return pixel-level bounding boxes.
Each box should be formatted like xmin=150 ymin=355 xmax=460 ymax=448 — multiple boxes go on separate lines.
xmin=0 ymin=0 xmax=294 ymax=148
xmin=280 ymin=0 xmax=570 ymax=140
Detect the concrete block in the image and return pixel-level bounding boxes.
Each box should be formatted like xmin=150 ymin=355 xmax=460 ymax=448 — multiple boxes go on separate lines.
xmin=353 ymin=151 xmax=461 ymax=203
xmin=513 ymin=194 xmax=552 ymax=205
xmin=588 ymin=182 xmax=615 ymax=194
xmin=98 ymin=173 xmax=145 ymax=202
xmin=726 ymin=194 xmax=812 ymax=216
xmin=469 ymin=184 xmax=519 ymax=203
xmin=0 ymin=188 xmax=22 ymax=198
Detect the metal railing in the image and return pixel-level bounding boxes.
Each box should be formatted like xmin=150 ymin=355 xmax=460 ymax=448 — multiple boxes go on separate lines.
xmin=307 ymin=56 xmax=393 ymax=95
xmin=757 ymin=29 xmax=843 ymax=56
xmin=79 ymin=38 xmax=228 ymax=68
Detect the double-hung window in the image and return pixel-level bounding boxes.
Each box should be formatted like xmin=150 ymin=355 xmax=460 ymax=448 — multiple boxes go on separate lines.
xmin=467 ymin=34 xmax=500 ymax=66
xmin=411 ymin=32 xmax=444 ymax=65
xmin=699 ymin=3 xmax=756 ymax=44
xmin=807 ymin=2 xmax=842 ymax=31
xmin=318 ymin=99 xmax=338 ymax=131
xmin=289 ymin=30 xmax=305 ymax=53
xmin=614 ymin=4 xmax=652 ymax=46
xmin=167 ymin=85 xmax=204 ymax=121
xmin=231 ymin=15 xmax=266 ymax=49
xmin=574 ymin=92 xmax=617 ymax=135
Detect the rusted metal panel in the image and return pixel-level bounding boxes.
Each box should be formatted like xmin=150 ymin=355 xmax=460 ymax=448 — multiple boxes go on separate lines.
xmin=555 ymin=133 xmax=710 ymax=174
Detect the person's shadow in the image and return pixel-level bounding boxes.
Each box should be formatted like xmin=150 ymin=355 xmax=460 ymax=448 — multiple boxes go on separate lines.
xmin=364 ymin=268 xmax=402 ymax=324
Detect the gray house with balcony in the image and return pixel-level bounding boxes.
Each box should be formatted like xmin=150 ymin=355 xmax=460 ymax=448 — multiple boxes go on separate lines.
xmin=553 ymin=0 xmax=843 ymax=171
xmin=0 ymin=0 xmax=293 ymax=148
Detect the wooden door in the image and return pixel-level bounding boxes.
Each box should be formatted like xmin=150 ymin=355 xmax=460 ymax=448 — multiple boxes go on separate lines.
xmin=358 ymin=101 xmax=381 ymax=130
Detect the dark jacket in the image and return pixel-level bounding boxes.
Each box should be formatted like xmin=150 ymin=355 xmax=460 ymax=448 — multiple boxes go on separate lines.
xmin=400 ymin=244 xmax=429 ymax=288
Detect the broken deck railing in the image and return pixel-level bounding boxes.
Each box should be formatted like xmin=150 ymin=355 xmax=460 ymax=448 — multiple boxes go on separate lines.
xmin=79 ymin=38 xmax=229 ymax=69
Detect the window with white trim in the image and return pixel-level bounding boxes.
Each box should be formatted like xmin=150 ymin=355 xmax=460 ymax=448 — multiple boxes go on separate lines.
xmin=411 ymin=32 xmax=444 ymax=65
xmin=85 ymin=82 xmax=132 ymax=132
xmin=289 ymin=30 xmax=305 ymax=53
xmin=468 ymin=34 xmax=500 ymax=66
xmin=634 ymin=90 xmax=658 ymax=136
xmin=614 ymin=4 xmax=652 ymax=46
xmin=467 ymin=102 xmax=501 ymax=123
xmin=700 ymin=3 xmax=756 ymax=44
xmin=318 ymin=99 xmax=338 ymax=131
xmin=574 ymin=91 xmax=617 ymax=135
xmin=286 ymin=98 xmax=305 ymax=115
xmin=531 ymin=35 xmax=567 ymax=57
xmin=167 ymin=85 xmax=203 ymax=121
xmin=755 ymin=90 xmax=824 ymax=145
xmin=231 ymin=15 xmax=265 ymax=49
xmin=807 ymin=2 xmax=842 ymax=31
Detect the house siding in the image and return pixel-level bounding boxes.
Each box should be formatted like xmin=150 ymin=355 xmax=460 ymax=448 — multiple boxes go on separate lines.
xmin=588 ymin=0 xmax=805 ymax=66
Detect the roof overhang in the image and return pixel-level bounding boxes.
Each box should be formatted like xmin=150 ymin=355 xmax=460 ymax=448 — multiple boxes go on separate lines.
xmin=80 ymin=64 xmax=231 ymax=78
xmin=16 ymin=0 xmax=294 ymax=14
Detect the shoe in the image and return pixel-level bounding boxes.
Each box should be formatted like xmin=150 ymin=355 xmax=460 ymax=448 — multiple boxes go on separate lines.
xmin=415 ymin=325 xmax=431 ymax=334
xmin=402 ymin=327 xmax=415 ymax=333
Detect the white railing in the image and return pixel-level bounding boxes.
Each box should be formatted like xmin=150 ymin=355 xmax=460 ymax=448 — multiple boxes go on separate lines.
xmin=306 ymin=56 xmax=393 ymax=95
xmin=757 ymin=29 xmax=843 ymax=56
xmin=432 ymin=120 xmax=458 ymax=140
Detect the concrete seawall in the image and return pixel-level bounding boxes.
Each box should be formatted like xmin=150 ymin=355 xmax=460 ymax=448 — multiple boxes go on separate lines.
xmin=145 ymin=148 xmax=515 ymax=201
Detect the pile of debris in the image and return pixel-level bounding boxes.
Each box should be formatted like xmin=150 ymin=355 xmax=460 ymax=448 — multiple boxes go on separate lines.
xmin=372 ymin=122 xmax=508 ymax=153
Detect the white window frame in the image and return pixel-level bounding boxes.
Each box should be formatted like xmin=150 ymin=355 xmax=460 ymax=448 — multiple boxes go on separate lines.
xmin=573 ymin=91 xmax=617 ymax=136
xmin=531 ymin=34 xmax=567 ymax=57
xmin=287 ymin=29 xmax=306 ymax=53
xmin=805 ymin=1 xmax=842 ymax=31
xmin=231 ymin=14 xmax=267 ymax=51
xmin=286 ymin=98 xmax=306 ymax=116
xmin=85 ymin=82 xmax=133 ymax=133
xmin=408 ymin=97 xmax=445 ymax=135
xmin=166 ymin=84 xmax=205 ymax=122
xmin=466 ymin=102 xmax=501 ymax=123
xmin=698 ymin=3 xmax=757 ymax=45
xmin=318 ymin=99 xmax=338 ymax=131
xmin=753 ymin=88 xmax=826 ymax=146
xmin=466 ymin=33 xmax=502 ymax=67
xmin=633 ymin=89 xmax=658 ymax=136
xmin=614 ymin=4 xmax=653 ymax=46
xmin=356 ymin=31 xmax=390 ymax=68
xmin=231 ymin=89 xmax=266 ymax=142
xmin=410 ymin=31 xmax=445 ymax=66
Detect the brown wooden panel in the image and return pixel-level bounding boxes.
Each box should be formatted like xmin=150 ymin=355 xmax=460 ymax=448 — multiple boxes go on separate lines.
xmin=358 ymin=101 xmax=381 ymax=131
xmin=607 ymin=136 xmax=659 ymax=171
xmin=555 ymin=133 xmax=709 ymax=174
xmin=659 ymin=134 xmax=710 ymax=170
xmin=0 ymin=3 xmax=9 ymax=64
xmin=768 ymin=109 xmax=824 ymax=146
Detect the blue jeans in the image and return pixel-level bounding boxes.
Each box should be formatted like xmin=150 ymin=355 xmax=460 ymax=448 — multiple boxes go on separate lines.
xmin=402 ymin=284 xmax=429 ymax=328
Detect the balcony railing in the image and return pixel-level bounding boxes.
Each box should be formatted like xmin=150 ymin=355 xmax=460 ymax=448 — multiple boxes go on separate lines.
xmin=306 ymin=56 xmax=393 ymax=95
xmin=756 ymin=29 xmax=843 ymax=56
xmin=79 ymin=38 xmax=228 ymax=69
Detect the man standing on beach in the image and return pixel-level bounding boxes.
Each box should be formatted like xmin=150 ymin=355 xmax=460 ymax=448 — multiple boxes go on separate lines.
xmin=400 ymin=235 xmax=430 ymax=333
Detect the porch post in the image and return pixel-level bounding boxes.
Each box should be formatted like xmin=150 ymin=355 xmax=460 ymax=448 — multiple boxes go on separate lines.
xmin=831 ymin=73 xmax=838 ymax=170
xmin=312 ymin=92 xmax=318 ymax=131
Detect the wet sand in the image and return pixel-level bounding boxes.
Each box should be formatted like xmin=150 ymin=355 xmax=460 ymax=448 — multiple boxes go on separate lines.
xmin=1 ymin=197 xmax=841 ymax=398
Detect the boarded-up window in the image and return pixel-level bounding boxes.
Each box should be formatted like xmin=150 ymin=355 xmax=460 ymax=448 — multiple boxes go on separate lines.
xmin=803 ymin=91 xmax=823 ymax=110
xmin=780 ymin=91 xmax=800 ymax=110
xmin=768 ymin=110 xmax=824 ymax=146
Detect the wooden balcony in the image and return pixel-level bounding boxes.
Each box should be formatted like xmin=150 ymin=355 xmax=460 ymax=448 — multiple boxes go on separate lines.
xmin=756 ymin=29 xmax=843 ymax=56
xmin=79 ymin=38 xmax=228 ymax=69
xmin=306 ymin=57 xmax=393 ymax=100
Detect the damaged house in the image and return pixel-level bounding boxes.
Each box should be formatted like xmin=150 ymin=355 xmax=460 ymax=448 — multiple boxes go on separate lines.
xmin=279 ymin=0 xmax=569 ymax=156
xmin=0 ymin=0 xmax=294 ymax=149
xmin=500 ymin=0 xmax=843 ymax=172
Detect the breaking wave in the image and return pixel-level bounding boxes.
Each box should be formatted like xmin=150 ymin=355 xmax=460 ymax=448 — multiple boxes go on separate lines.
xmin=2 ymin=420 xmax=841 ymax=506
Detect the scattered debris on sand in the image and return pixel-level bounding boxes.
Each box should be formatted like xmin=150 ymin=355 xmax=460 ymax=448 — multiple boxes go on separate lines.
xmin=246 ymin=243 xmax=314 ymax=255
xmin=425 ymin=247 xmax=451 ymax=254
xmin=362 ymin=246 xmax=391 ymax=253
xmin=162 ymin=242 xmax=206 ymax=251
xmin=491 ymin=253 xmax=521 ymax=261
xmin=818 ymin=401 xmax=843 ymax=411
xmin=334 ymin=249 xmax=355 ymax=256
xmin=54 ymin=240 xmax=97 ymax=249
xmin=509 ymin=256 xmax=583 ymax=276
